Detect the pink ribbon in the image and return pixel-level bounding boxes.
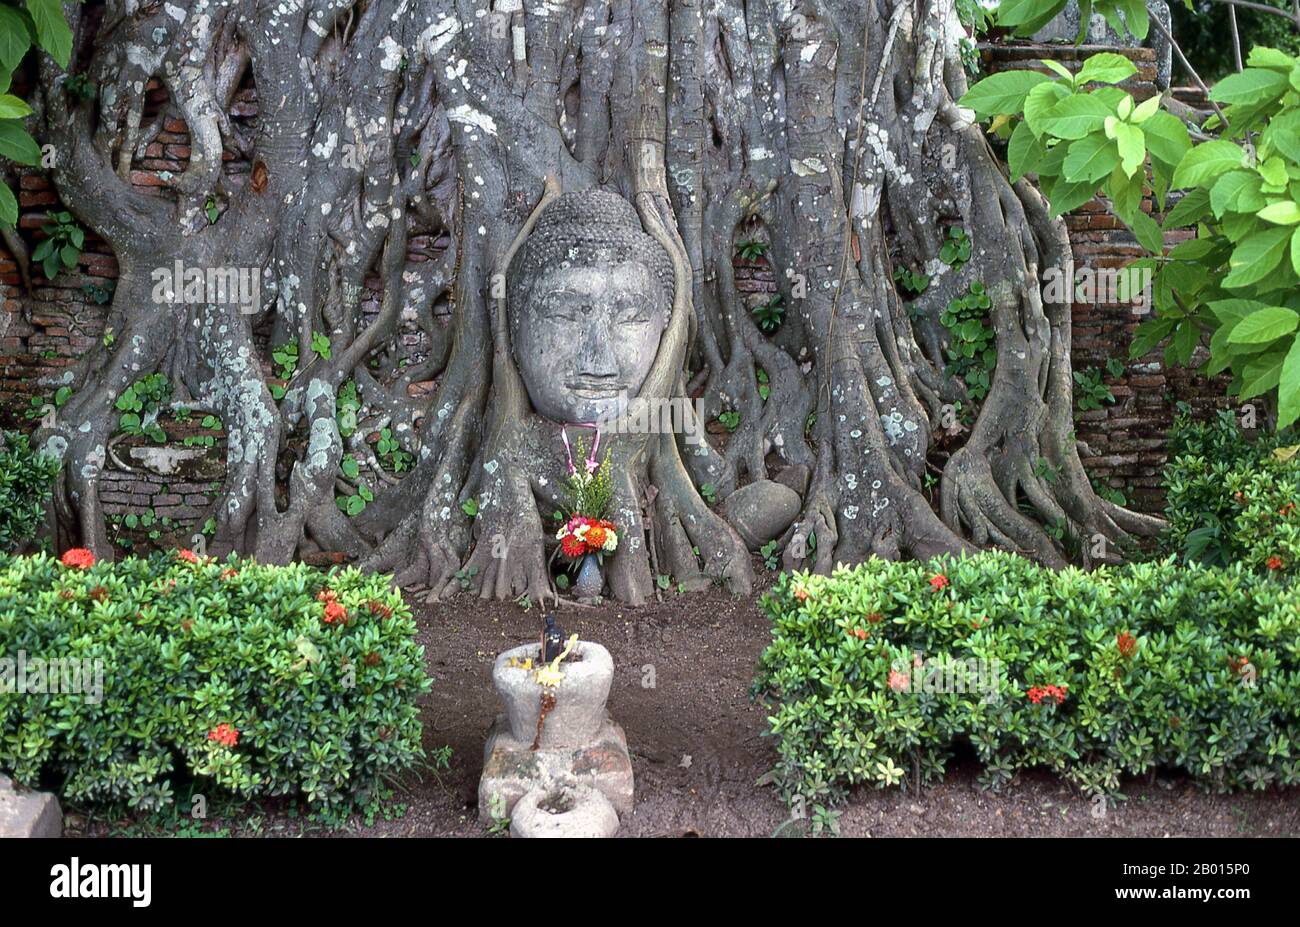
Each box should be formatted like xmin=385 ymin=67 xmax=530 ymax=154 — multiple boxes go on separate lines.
xmin=560 ymin=422 xmax=601 ymax=475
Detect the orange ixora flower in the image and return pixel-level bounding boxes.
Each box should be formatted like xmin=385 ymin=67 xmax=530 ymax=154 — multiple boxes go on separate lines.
xmin=929 ymin=573 xmax=949 ymax=591
xmin=220 ymin=568 xmax=238 ymax=580
xmin=791 ymin=581 xmax=810 ymax=602
xmin=887 ymin=670 xmax=910 ymax=692
xmin=1266 ymin=556 xmax=1285 ymax=571
xmin=177 ymin=548 xmax=199 ymax=564
xmin=207 ymin=723 xmax=239 ymax=747
xmin=60 ymin=548 xmax=95 ymax=569
xmin=847 ymin=628 xmax=868 ymax=640
xmin=323 ymin=600 xmax=348 ymax=625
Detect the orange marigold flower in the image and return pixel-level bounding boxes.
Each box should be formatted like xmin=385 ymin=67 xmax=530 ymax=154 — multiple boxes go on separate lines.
xmin=60 ymin=548 xmax=95 ymax=569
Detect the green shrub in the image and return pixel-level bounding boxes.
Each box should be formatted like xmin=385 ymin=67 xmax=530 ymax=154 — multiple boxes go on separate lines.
xmin=1161 ymin=410 xmax=1300 ymax=575
xmin=753 ymin=552 xmax=1300 ymax=806
xmin=0 ymin=551 xmax=432 ymax=810
xmin=0 ymin=431 xmax=60 ymax=554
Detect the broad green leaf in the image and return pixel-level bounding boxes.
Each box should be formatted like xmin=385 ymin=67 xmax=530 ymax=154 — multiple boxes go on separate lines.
xmin=1263 ymin=111 xmax=1300 ymax=164
xmin=1130 ymin=210 xmax=1164 ymax=254
xmin=1141 ymin=111 xmax=1191 ymax=167
xmin=1129 ymin=317 xmax=1173 ymax=358
xmin=1008 ymin=120 xmax=1046 ymax=181
xmin=1112 ymin=121 xmax=1145 ymax=177
xmin=0 ymin=5 xmax=32 ymax=73
xmin=1023 ymin=81 xmax=1071 ymax=136
xmin=1207 ymin=298 xmax=1270 ymax=326
xmin=1167 ymin=319 xmax=1200 ymax=366
xmin=0 ymin=181 xmax=15 ymax=227
xmin=27 ymin=0 xmax=72 ymax=68
xmin=1247 ymin=47 xmax=1297 ymax=71
xmin=1224 ymin=228 xmax=1293 ymax=288
xmin=0 ymin=93 xmax=31 ymax=119
xmin=1210 ymin=171 xmax=1265 ymax=216
xmin=998 ymin=0 xmax=1071 ymax=34
xmin=1227 ymin=305 xmax=1299 ymax=344
xmin=1113 ymin=0 xmax=1149 ymax=40
xmin=1130 ymin=94 xmax=1160 ymax=123
xmin=1108 ymin=165 xmax=1143 ymax=221
xmin=0 ymin=120 xmax=41 ymax=165
xmin=1061 ymin=133 xmax=1119 ymax=183
xmin=1041 ymin=93 xmax=1113 ymax=139
xmin=1162 ymin=187 xmax=1210 ymax=228
xmin=1074 ymin=52 xmax=1138 ymax=86
xmin=1279 ymin=337 xmax=1300 ymax=429
xmin=960 ymin=70 xmax=1053 ymax=116
xmin=1046 ymin=176 xmax=1098 ymax=217
xmin=1257 ymin=156 xmax=1289 ymax=188
xmin=1172 ymin=141 xmax=1247 ymax=189
xmin=1258 ymin=201 xmax=1300 ymax=225
xmin=1240 ymin=347 xmax=1288 ymax=399
xmin=1210 ymin=68 xmax=1291 ymax=107
xmin=1293 ymin=227 xmax=1300 ymax=277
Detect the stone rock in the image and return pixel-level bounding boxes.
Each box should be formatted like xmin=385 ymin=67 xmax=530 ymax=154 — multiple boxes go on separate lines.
xmin=478 ymin=714 xmax=634 ymax=821
xmin=774 ymin=463 xmax=811 ymax=498
xmin=720 ymin=479 xmax=801 ymax=549
xmin=0 ymin=775 xmax=62 ymax=838
xmin=509 ymin=783 xmax=619 ymax=838
xmin=492 ymin=642 xmax=613 ymax=749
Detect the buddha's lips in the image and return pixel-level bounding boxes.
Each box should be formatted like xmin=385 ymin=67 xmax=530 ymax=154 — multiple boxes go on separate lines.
xmin=567 ymin=380 xmax=624 ymax=399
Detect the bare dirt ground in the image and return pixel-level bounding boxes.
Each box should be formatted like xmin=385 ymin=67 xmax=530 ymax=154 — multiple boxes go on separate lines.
xmin=72 ymin=569 xmax=1299 ymax=838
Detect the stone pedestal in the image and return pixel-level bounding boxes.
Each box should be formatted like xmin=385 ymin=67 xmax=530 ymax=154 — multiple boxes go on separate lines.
xmin=0 ymin=775 xmax=62 ymax=838
xmin=478 ymin=641 xmax=634 ymax=836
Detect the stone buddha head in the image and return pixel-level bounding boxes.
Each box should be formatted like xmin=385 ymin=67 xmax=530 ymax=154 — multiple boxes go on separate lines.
xmin=507 ymin=188 xmax=675 ymax=424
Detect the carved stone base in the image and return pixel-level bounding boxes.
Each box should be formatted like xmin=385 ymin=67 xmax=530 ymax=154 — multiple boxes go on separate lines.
xmin=477 ymin=713 xmax=634 ymax=824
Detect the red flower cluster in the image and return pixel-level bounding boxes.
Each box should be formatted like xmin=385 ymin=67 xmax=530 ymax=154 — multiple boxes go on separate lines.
xmin=929 ymin=574 xmax=949 ymax=591
xmin=1117 ymin=631 xmax=1137 ymax=658
xmin=1026 ymin=684 xmax=1068 ymax=705
xmin=220 ymin=568 xmax=238 ymax=580
xmin=318 ymin=588 xmax=348 ymax=625
xmin=208 ymin=723 xmax=239 ymax=747
xmin=847 ymin=627 xmax=868 ymax=640
xmin=177 ymin=548 xmax=199 ymax=563
xmin=887 ymin=669 xmax=911 ymax=692
xmin=1279 ymin=502 xmax=1296 ymax=517
xmin=365 ymin=599 xmax=393 ymax=619
xmin=60 ymin=548 xmax=95 ymax=569
xmin=1266 ymin=556 xmax=1285 ymax=571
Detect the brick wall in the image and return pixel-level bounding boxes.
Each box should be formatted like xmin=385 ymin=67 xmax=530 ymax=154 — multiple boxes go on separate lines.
xmin=1 ymin=45 xmax=1232 ymax=548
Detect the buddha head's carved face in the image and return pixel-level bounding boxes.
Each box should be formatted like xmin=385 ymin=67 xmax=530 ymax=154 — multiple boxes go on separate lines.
xmin=507 ymin=189 xmax=675 ymax=424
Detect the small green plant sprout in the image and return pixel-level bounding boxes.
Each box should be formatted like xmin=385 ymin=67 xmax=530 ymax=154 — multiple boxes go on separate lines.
xmin=115 ymin=373 xmax=172 ymax=443
xmin=311 ymin=331 xmax=332 ymax=360
xmin=454 ymin=564 xmax=479 ymax=590
xmin=33 ymin=211 xmax=84 ymax=281
xmin=940 ymin=282 xmax=995 ymax=401
xmin=82 ymin=280 xmax=116 ymax=305
xmin=204 ymin=195 xmax=219 ymax=223
xmin=336 ymin=380 xmax=360 ymax=437
xmin=657 ymin=573 xmax=672 ymax=591
xmin=939 ymin=226 xmax=972 ymax=268
xmin=752 ymin=293 xmax=785 ymax=333
xmin=736 ymin=239 xmax=769 ymax=261
xmin=336 ymin=456 xmax=374 ymax=515
xmin=756 ymin=367 xmax=771 ymax=401
xmin=376 ymin=428 xmax=413 ymax=473
xmin=760 ymin=540 xmax=780 ymax=571
xmin=270 ymin=342 xmax=299 ymax=400
xmin=892 ymin=265 xmax=930 ymax=296
xmin=461 ymin=497 xmax=479 ymax=518
xmin=64 ymin=72 xmax=95 ymax=101
xmin=1073 ymin=366 xmax=1117 ymax=412
xmin=810 ymin=804 xmax=842 ymax=837
xmin=718 ymin=410 xmax=740 ymax=433
xmin=699 ymin=482 xmax=718 ymax=504
xmin=486 ymin=793 xmax=510 ymax=836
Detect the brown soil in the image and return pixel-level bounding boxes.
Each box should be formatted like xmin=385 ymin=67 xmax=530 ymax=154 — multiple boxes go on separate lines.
xmin=72 ymin=569 xmax=1300 ymax=838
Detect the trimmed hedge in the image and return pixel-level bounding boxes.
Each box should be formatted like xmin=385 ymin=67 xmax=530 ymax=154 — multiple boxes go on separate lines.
xmin=0 ymin=551 xmax=431 ymax=810
xmin=1161 ymin=410 xmax=1300 ymax=575
xmin=0 ymin=431 xmax=60 ymax=554
xmin=754 ymin=552 xmax=1300 ymax=805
